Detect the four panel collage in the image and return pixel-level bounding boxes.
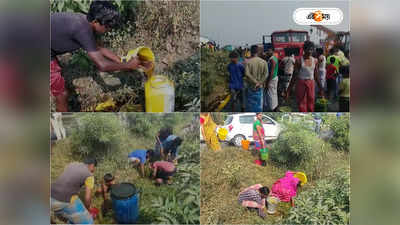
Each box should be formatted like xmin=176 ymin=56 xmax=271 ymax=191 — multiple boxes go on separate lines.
xmin=50 ymin=0 xmax=350 ymax=224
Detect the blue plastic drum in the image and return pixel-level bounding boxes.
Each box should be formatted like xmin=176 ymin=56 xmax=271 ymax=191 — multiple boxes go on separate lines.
xmin=111 ymin=183 xmax=140 ymax=224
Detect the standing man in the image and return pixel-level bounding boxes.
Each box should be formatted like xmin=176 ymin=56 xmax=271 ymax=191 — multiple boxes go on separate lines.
xmin=286 ymin=41 xmax=324 ymax=112
xmin=51 ymin=158 xmax=97 ymax=224
xmin=51 ymin=1 xmax=151 ymax=111
xmin=279 ymin=49 xmax=295 ymax=98
xmin=227 ymin=51 xmax=245 ymax=111
xmin=316 ymin=48 xmax=327 ymax=95
xmin=264 ymin=47 xmax=279 ymax=112
xmin=244 ymin=45 xmax=268 ymax=112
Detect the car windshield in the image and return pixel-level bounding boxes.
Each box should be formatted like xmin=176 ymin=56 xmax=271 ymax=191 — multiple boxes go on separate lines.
xmin=291 ymin=32 xmax=308 ymax=42
xmin=224 ymin=116 xmax=233 ymax=125
xmin=273 ymin=33 xmax=289 ymax=43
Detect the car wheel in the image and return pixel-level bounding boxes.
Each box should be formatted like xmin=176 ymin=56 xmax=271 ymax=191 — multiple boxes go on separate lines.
xmin=232 ymin=134 xmax=245 ymax=147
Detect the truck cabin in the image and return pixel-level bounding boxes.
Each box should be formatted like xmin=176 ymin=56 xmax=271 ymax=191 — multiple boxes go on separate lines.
xmin=263 ymin=30 xmax=309 ymax=60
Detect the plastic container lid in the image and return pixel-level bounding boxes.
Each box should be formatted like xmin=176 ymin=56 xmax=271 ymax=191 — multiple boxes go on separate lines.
xmin=111 ymin=183 xmax=138 ymax=200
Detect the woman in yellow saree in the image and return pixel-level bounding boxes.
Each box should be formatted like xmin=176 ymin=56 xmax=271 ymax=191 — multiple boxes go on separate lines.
xmin=200 ymin=113 xmax=221 ymax=151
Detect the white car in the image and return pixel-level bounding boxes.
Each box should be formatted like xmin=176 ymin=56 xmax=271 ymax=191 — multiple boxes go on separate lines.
xmin=221 ymin=113 xmax=281 ymax=146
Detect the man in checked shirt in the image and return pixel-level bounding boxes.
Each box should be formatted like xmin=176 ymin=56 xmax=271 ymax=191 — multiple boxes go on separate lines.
xmin=238 ymin=184 xmax=270 ymax=218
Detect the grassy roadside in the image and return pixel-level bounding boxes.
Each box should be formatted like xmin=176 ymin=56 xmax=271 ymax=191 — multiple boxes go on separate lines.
xmin=200 ymin=141 xmax=349 ymax=224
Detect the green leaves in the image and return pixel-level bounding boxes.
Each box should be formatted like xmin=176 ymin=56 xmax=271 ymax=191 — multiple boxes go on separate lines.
xmin=284 ymin=169 xmax=350 ymax=225
xmin=70 ymin=113 xmax=123 ymax=158
xmin=329 ymin=115 xmax=350 ymax=152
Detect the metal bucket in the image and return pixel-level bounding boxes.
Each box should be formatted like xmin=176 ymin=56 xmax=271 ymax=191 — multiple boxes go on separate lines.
xmin=266 ymin=196 xmax=280 ymax=214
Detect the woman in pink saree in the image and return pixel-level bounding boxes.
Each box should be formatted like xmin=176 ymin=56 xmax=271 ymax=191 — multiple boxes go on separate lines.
xmin=270 ymin=171 xmax=301 ymax=207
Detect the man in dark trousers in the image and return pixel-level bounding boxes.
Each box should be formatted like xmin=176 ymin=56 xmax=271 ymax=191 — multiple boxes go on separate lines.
xmin=51 ymin=1 xmax=151 ymax=111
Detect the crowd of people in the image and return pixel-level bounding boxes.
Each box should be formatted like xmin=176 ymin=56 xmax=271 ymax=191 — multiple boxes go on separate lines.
xmin=225 ymin=41 xmax=350 ymax=112
xmin=50 ymin=127 xmax=182 ymax=224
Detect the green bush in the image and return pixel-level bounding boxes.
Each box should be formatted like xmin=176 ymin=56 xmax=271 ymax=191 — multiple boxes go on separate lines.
xmin=284 ymin=168 xmax=350 ymax=225
xmin=167 ymin=52 xmax=200 ymax=112
xmin=329 ymin=115 xmax=350 ymax=152
xmin=70 ymin=113 xmax=124 ymax=157
xmin=123 ymin=113 xmax=183 ymax=139
xmin=271 ymin=122 xmax=327 ymax=179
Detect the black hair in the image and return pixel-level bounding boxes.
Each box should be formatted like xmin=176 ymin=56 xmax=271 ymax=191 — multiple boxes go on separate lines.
xmin=259 ymin=186 xmax=270 ymax=196
xmin=330 ymin=56 xmax=336 ymax=64
xmin=330 ymin=47 xmax=339 ymax=55
xmin=303 ymin=40 xmax=315 ymax=51
xmin=84 ymin=157 xmax=97 ymax=167
xmin=316 ymin=47 xmax=324 ymax=55
xmin=256 ymin=112 xmax=262 ymax=116
xmin=146 ymin=149 xmax=154 ymax=158
xmin=87 ymin=0 xmax=121 ymax=29
xmin=229 ymin=51 xmax=239 ymax=59
xmin=104 ymin=173 xmax=114 ymax=183
xmin=171 ymin=137 xmax=183 ymax=149
xmin=266 ymin=46 xmax=274 ymax=52
xmin=250 ymin=45 xmax=259 ymax=56
xmin=158 ymin=127 xmax=173 ymax=141
xmin=340 ymin=65 xmax=349 ymax=77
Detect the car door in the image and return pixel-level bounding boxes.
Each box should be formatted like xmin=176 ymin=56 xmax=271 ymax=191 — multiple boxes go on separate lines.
xmin=262 ymin=116 xmax=278 ymax=138
xmin=238 ymin=115 xmax=255 ymax=140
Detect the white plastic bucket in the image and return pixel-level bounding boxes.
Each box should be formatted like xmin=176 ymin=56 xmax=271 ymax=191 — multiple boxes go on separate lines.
xmin=266 ymin=196 xmax=280 ymax=214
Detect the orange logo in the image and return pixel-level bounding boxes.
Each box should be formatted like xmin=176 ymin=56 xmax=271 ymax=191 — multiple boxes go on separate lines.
xmin=307 ymin=10 xmax=330 ymax=22
xmin=313 ymin=10 xmax=323 ymax=22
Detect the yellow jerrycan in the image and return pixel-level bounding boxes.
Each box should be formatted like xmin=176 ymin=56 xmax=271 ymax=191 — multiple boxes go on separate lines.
xmin=122 ymin=46 xmax=155 ymax=77
xmin=145 ymin=75 xmax=175 ymax=112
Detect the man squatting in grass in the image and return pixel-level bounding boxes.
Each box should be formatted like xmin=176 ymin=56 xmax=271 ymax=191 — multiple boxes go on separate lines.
xmin=95 ymin=173 xmax=116 ymax=215
xmin=238 ymin=184 xmax=270 ymax=219
xmin=51 ymin=1 xmax=152 ymax=111
xmin=128 ymin=149 xmax=155 ymax=177
xmin=51 ymin=158 xmax=97 ymax=224
xmin=150 ymin=161 xmax=177 ymax=185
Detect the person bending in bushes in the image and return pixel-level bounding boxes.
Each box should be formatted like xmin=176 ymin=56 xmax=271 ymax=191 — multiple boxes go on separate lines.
xmin=155 ymin=126 xmax=173 ymax=159
xmin=51 ymin=0 xmax=152 ymax=111
xmin=50 ymin=158 xmax=97 ymax=224
xmin=238 ymin=184 xmax=270 ymax=218
xmin=95 ymin=173 xmax=115 ymax=216
xmin=161 ymin=136 xmax=183 ymax=163
xmin=270 ymin=171 xmax=303 ymax=207
xmin=150 ymin=161 xmax=177 ymax=185
xmin=128 ymin=149 xmax=154 ymax=177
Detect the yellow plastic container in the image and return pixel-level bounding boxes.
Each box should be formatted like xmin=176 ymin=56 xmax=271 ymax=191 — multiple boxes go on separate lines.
xmin=241 ymin=140 xmax=250 ymax=150
xmin=217 ymin=128 xmax=228 ymax=140
xmin=122 ymin=46 xmax=155 ymax=77
xmin=294 ymin=172 xmax=307 ymax=186
xmin=145 ymin=75 xmax=175 ymax=112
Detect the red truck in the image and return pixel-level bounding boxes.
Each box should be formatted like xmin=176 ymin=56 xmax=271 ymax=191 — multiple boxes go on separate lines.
xmin=262 ymin=29 xmax=310 ymax=61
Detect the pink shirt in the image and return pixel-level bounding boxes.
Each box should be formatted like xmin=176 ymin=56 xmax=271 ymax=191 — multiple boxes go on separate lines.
xmin=153 ymin=161 xmax=175 ymax=173
xmin=270 ymin=171 xmax=300 ymax=202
